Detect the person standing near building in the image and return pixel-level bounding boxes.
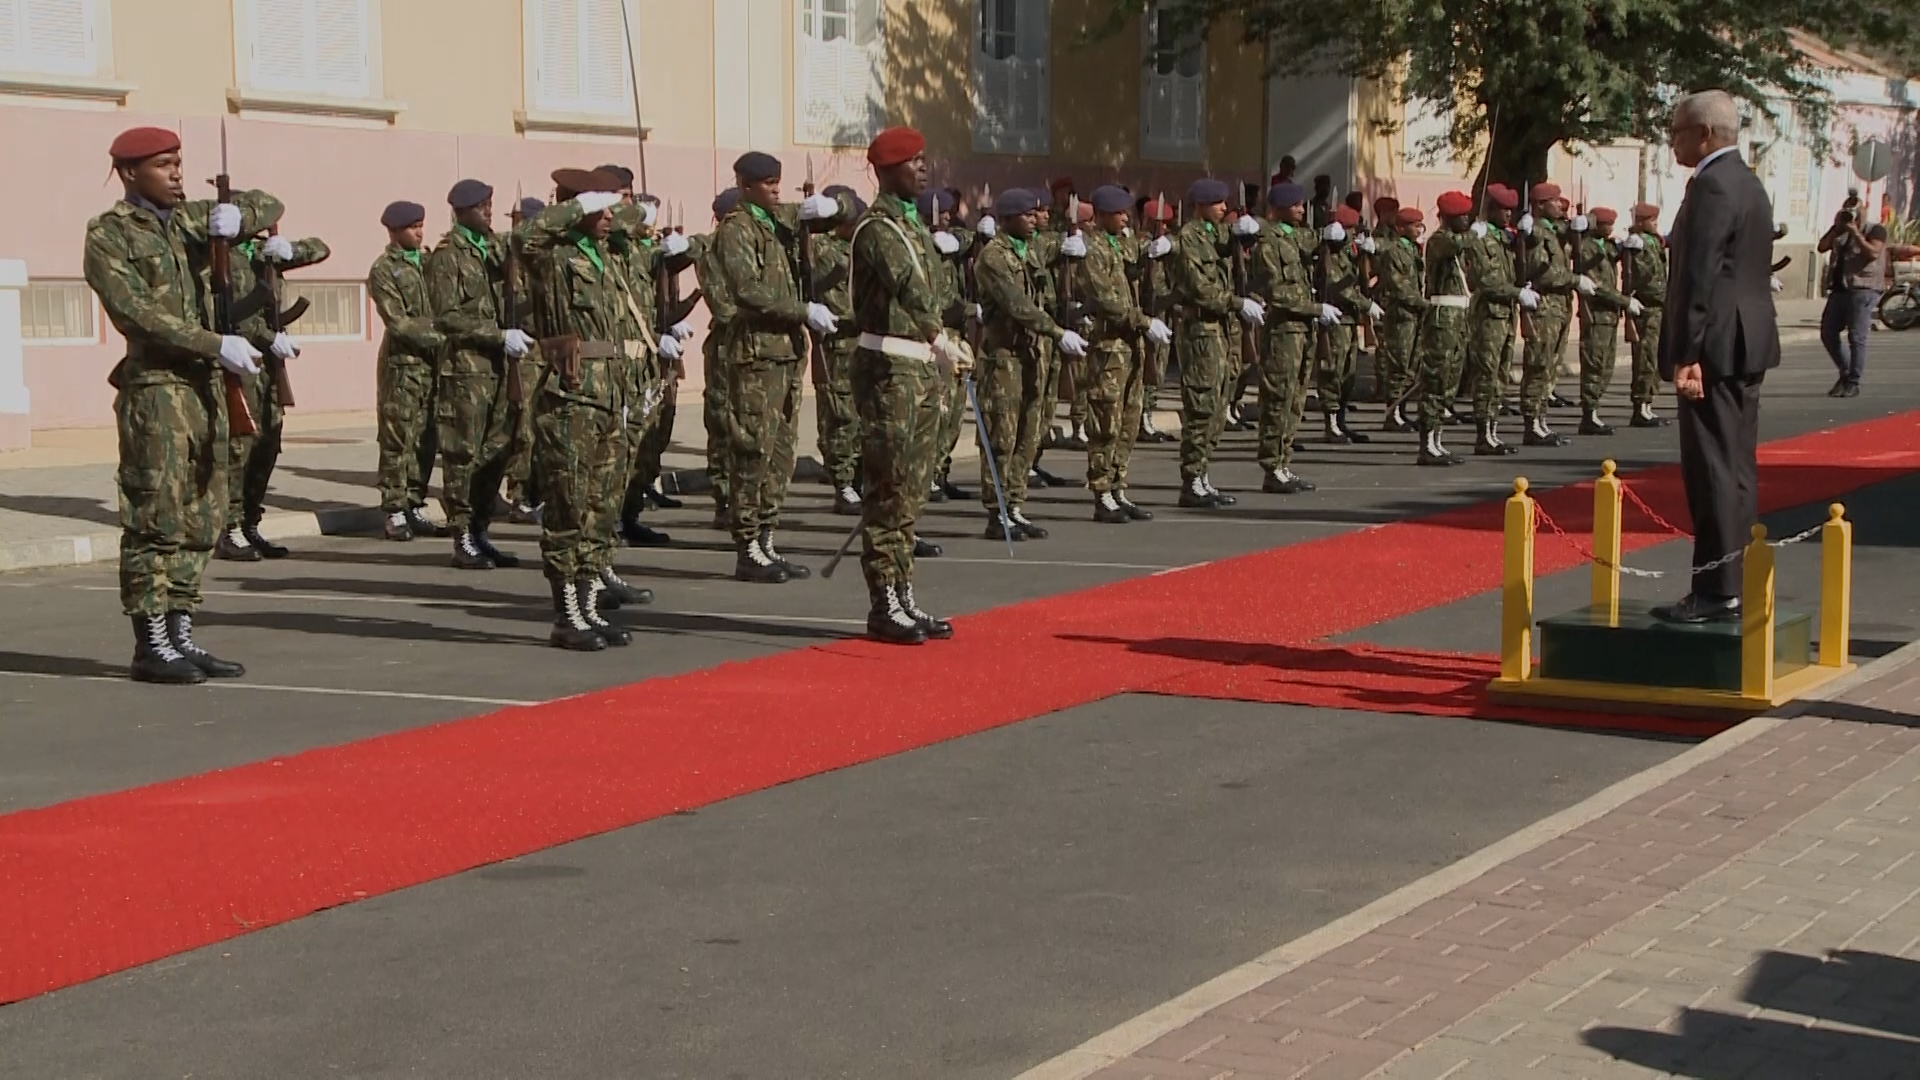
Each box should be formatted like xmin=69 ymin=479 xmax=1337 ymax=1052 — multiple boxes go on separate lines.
xmin=1817 ymin=204 xmax=1890 ymax=397
xmin=692 ymin=189 xmax=741 ymax=532
xmin=85 ymin=126 xmax=278 ymax=684
xmin=503 ymin=193 xmax=549 ymax=526
xmin=923 ymin=187 xmax=974 ymax=506
xmin=1168 ymin=178 xmax=1247 ymax=508
xmin=370 ymin=200 xmax=449 ymax=541
xmin=1623 ymin=202 xmax=1670 ymax=427
xmin=1372 ymin=202 xmax=1426 ymax=432
xmin=1571 ymin=207 xmax=1628 ymax=435
xmin=1463 ymin=184 xmax=1528 ymax=455
xmin=1318 ymin=204 xmax=1381 ymax=444
xmin=1519 ymin=182 xmax=1575 ymax=446
xmin=1249 ymin=181 xmax=1336 ymax=494
xmin=814 ymin=184 xmax=866 ymax=516
xmin=1078 ymin=184 xmax=1164 ymax=523
xmin=1412 ymin=193 xmax=1479 ymax=467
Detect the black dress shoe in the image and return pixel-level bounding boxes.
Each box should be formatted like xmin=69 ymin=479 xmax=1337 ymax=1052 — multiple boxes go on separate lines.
xmin=913 ymin=538 xmax=943 ymax=558
xmin=1827 ymin=378 xmax=1849 ymax=398
xmin=1032 ymin=465 xmax=1068 ymax=488
xmin=1117 ymin=494 xmax=1154 ymax=520
xmin=647 ymin=486 xmax=685 ymax=510
xmin=985 ymin=516 xmax=1026 ymax=542
xmin=1548 ymin=392 xmax=1574 ymax=409
xmin=621 ymin=519 xmax=672 ymax=547
xmin=1651 ymin=594 xmax=1742 ymax=624
xmin=215 ymin=527 xmax=261 ymax=563
xmin=938 ymin=477 xmax=972 ymax=500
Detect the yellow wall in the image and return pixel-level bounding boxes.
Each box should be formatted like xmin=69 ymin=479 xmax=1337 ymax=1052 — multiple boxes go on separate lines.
xmin=1202 ymin=22 xmax=1264 ymax=175
xmin=887 ymin=0 xmax=973 ymax=162
xmin=117 ymin=0 xmax=235 ymax=116
xmin=386 ymin=0 xmax=520 ymax=135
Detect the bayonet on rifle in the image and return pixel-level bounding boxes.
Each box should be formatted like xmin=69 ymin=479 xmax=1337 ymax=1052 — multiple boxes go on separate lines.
xmin=210 ymin=116 xmax=258 ymax=437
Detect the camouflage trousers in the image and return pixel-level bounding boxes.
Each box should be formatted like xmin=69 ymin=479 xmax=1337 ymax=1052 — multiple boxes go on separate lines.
xmin=702 ymin=337 xmax=731 ymax=511
xmin=815 ymin=337 xmax=861 ymax=488
xmin=1468 ymin=311 xmax=1517 ymax=422
xmin=1066 ymin=349 xmax=1092 ymax=430
xmin=1029 ymin=336 xmax=1061 ymax=472
xmin=534 ymin=358 xmax=626 ymax=582
xmin=725 ymin=353 xmax=803 ymax=546
xmin=1316 ymin=323 xmax=1359 ymax=413
xmin=853 ymin=348 xmax=942 ymax=597
xmin=225 ymin=365 xmax=282 ymax=528
xmin=1630 ymin=308 xmax=1663 ymax=406
xmin=117 ymin=377 xmax=228 ymax=616
xmin=1084 ymin=338 xmax=1143 ymax=494
xmin=1418 ymin=311 xmax=1471 ymax=436
xmin=377 ymin=357 xmax=439 ymax=513
xmin=1578 ymin=315 xmax=1622 ymax=410
xmin=436 ymin=360 xmax=523 ymax=534
xmin=1256 ymin=326 xmax=1313 ymax=473
xmin=976 ymin=346 xmax=1046 ymax=510
xmin=503 ymin=354 xmax=542 ymax=508
xmin=618 ymin=369 xmax=671 ymax=523
xmin=1377 ymin=311 xmax=1420 ymax=404
xmin=935 ymin=365 xmax=965 ymax=483
xmin=1521 ymin=303 xmax=1571 ymax=421
xmin=1177 ymin=323 xmax=1229 ymax=482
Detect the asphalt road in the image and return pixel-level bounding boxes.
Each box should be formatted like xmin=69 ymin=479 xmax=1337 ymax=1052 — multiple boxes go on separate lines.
xmin=2 ymin=335 xmax=1918 ymax=1078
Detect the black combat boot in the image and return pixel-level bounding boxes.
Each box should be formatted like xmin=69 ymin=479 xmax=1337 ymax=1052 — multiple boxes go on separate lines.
xmin=548 ymin=579 xmax=606 ymax=651
xmin=833 ymin=485 xmax=863 ymax=515
xmin=1382 ymin=401 xmax=1414 ymax=432
xmin=1177 ymin=475 xmax=1223 ymax=509
xmin=621 ymin=517 xmax=672 ymax=547
xmin=985 ymin=514 xmax=1026 ymax=542
xmin=1523 ymin=417 xmax=1570 ymax=447
xmin=1117 ymin=491 xmax=1154 ymax=520
xmin=1203 ymin=476 xmax=1237 ymax=506
xmin=451 ymin=529 xmax=495 ymax=570
xmin=938 ymin=475 xmax=971 ymax=500
xmin=1093 ymin=491 xmax=1129 ymax=524
xmin=1578 ymin=409 xmax=1614 ymax=436
xmin=711 ymin=498 xmax=730 ymax=531
xmin=1474 ymin=420 xmax=1520 ymax=457
xmin=1263 ymin=468 xmax=1315 ymax=494
xmin=405 ymin=506 xmax=447 ymax=538
xmin=1629 ymin=403 xmax=1671 ymax=428
xmin=215 ymin=525 xmax=260 ymax=562
xmin=1416 ymin=429 xmax=1465 ymax=467
xmin=913 ymin=538 xmax=943 ymax=558
xmin=867 ymin=584 xmax=929 ymax=646
xmin=242 ymin=521 xmax=289 ymax=559
xmin=646 ymin=483 xmax=684 ymax=510
xmin=472 ymin=530 xmax=519 ymax=567
xmin=383 ymin=511 xmax=415 ymax=542
xmin=167 ymin=611 xmax=245 ymax=678
xmin=579 ymin=578 xmax=633 ymax=647
xmin=129 ymin=613 xmax=206 ymax=685
xmin=760 ymin=528 xmax=811 ymax=579
xmin=1009 ymin=508 xmax=1049 ymax=540
xmin=1339 ymin=406 xmax=1371 ymax=444
xmin=1322 ymin=411 xmax=1351 ymax=445
xmin=926 ymin=480 xmax=947 ymax=504
xmin=900 ymin=584 xmax=954 ymax=640
xmin=735 ymin=537 xmax=791 ymax=583
xmin=597 ymin=566 xmax=655 ymax=608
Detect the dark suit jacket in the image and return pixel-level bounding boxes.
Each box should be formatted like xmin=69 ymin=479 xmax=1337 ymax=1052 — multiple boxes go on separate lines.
xmin=1658 ymin=150 xmax=1781 ymax=381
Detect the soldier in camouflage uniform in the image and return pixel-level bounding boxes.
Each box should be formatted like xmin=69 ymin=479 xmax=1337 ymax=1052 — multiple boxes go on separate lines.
xmin=427 ymin=179 xmax=527 ymax=570
xmin=1134 ymin=195 xmax=1178 ymax=444
xmin=1571 ymin=206 xmax=1630 ymax=435
xmin=1372 ymin=200 xmax=1425 ymax=433
xmin=518 ymin=169 xmax=643 ymax=651
xmin=813 ymin=185 xmax=865 ymax=515
xmin=1045 ymin=180 xmax=1093 ymax=451
xmin=1024 ymin=202 xmax=1072 ymax=490
xmin=1463 ymin=183 xmax=1527 ymax=455
xmin=369 ymin=200 xmax=448 ymax=542
xmin=1623 ymin=202 xmax=1670 ymax=428
xmin=215 ymin=225 xmax=329 ymax=562
xmin=1318 ymin=204 xmax=1382 ymax=445
xmin=974 ymin=188 xmax=1088 ymax=540
xmin=1248 ymin=182 xmax=1334 ymax=495
xmin=498 ymin=195 xmax=548 ymax=527
xmin=1168 ymin=178 xmax=1252 ymax=509
xmin=1413 ymin=195 xmax=1482 ymax=466
xmin=1078 ymin=185 xmax=1164 ymax=523
xmin=923 ymin=188 xmax=974 ymax=507
xmin=609 ymin=180 xmax=695 ymax=550
xmin=1518 ymin=182 xmax=1576 ymax=446
xmin=847 ymin=127 xmax=965 ymax=643
xmin=691 ymin=190 xmax=740 ymax=531
xmin=714 ymin=151 xmax=844 ymax=583
xmin=85 ymin=126 xmax=277 ymax=684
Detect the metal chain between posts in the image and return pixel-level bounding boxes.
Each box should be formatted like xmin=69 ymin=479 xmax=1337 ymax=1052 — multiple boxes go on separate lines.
xmin=1532 ymin=502 xmax=1668 ymax=578
xmin=1532 ymin=478 xmax=1829 ymax=580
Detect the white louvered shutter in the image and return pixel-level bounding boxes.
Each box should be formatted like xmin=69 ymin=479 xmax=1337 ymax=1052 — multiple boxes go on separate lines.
xmin=311 ymin=0 xmax=370 ymax=97
xmin=797 ymin=0 xmax=884 ymax=146
xmin=1142 ymin=5 xmax=1202 ymax=160
xmin=974 ymin=0 xmax=1047 ymax=153
xmin=1011 ymin=0 xmax=1047 ymax=147
xmin=247 ymin=0 xmax=371 ymax=97
xmin=535 ymin=0 xmax=631 ymax=115
xmin=0 ymin=0 xmax=96 ymax=76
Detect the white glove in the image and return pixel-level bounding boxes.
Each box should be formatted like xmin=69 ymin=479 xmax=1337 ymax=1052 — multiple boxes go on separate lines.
xmin=670 ymin=320 xmax=694 ymax=341
xmin=662 ymin=232 xmax=690 ymax=257
xmin=1518 ymin=287 xmax=1542 ymax=310
xmin=1323 ymin=222 xmax=1347 ymax=243
xmin=1231 ymin=214 xmax=1263 ymax=237
xmin=1570 ymin=214 xmax=1590 ymax=233
xmin=1318 ymin=303 xmax=1342 ymax=325
xmin=806 ymin=302 xmax=838 ymax=334
xmin=800 ymin=193 xmax=839 ymax=221
xmin=262 ymin=235 xmax=294 ymax=262
xmin=658 ymin=333 xmax=683 ymax=361
xmin=1056 ymin=329 xmax=1089 ymax=357
xmin=1357 ymin=234 xmax=1378 ymax=254
xmin=1623 ymin=233 xmax=1646 ymax=251
xmin=976 ymin=215 xmax=997 ymax=238
xmin=1518 ymin=213 xmax=1535 ymax=234
xmin=1470 ymin=221 xmax=1490 ymax=239
xmin=931 ymin=334 xmax=959 ymax=377
xmin=1627 ymin=298 xmax=1645 ymax=316
xmin=1576 ymin=275 xmax=1597 ymax=296
xmin=639 ymin=202 xmax=658 ymax=227
xmin=933 ymin=230 xmax=961 ymax=255
xmin=1148 ymin=236 xmax=1173 ymax=259
xmin=1367 ymin=302 xmax=1385 ymax=321
xmin=575 ymin=191 xmax=623 ymax=214
xmin=967 ymin=303 xmax=983 ymax=322
xmin=217 ymin=335 xmax=261 ymax=375
xmin=210 ymin=203 xmax=242 ymax=239
xmin=502 ymin=328 xmax=534 ymax=357
xmin=1770 ymin=275 xmax=1785 ymax=294
xmin=1060 ymin=233 xmax=1087 ymax=258
xmin=1147 ymin=317 xmax=1172 ymax=345
xmin=1238 ymin=297 xmax=1266 ymax=325
xmin=269 ymin=331 xmax=299 ymax=360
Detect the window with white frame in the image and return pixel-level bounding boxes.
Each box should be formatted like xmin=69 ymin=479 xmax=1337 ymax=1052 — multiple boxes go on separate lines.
xmin=239 ymin=0 xmax=375 ymax=100
xmin=1401 ymin=97 xmax=1455 ymax=173
xmin=528 ymin=0 xmax=632 ymax=118
xmin=795 ymin=0 xmax=884 ymax=147
xmin=1141 ymin=4 xmax=1203 ymax=162
xmin=21 ymin=280 xmax=97 ymax=344
xmin=0 ymin=0 xmax=98 ymax=78
xmin=1788 ymin=143 xmax=1811 ymax=221
xmin=973 ymin=0 xmax=1047 ymax=155
xmin=283 ymin=282 xmax=364 ymax=339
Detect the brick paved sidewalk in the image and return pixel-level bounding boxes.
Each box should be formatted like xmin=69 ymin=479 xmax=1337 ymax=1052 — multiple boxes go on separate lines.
xmin=1039 ymin=645 xmax=1920 ymax=1080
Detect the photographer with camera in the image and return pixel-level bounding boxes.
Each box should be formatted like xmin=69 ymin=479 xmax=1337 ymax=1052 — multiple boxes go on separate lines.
xmin=1817 ymin=193 xmax=1888 ymax=397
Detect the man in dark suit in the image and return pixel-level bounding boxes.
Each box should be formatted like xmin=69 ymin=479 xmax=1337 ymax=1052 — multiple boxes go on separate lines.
xmin=1654 ymin=90 xmax=1782 ymax=623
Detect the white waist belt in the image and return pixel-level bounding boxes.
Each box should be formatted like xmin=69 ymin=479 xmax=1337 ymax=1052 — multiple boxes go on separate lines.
xmin=857 ymin=332 xmax=933 ymax=362
xmin=1431 ymin=295 xmax=1470 ymax=309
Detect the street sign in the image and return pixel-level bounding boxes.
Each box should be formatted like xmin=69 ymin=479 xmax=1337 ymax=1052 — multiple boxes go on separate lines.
xmin=1852 ymin=139 xmax=1892 ymax=184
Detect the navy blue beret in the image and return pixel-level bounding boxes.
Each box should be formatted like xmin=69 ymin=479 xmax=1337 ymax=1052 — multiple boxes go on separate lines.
xmin=447 ymin=179 xmax=493 ymax=210
xmin=516 ymin=197 xmax=546 ymax=220
xmin=380 ymin=200 xmax=425 ymax=229
xmin=712 ymin=188 xmax=743 ymax=218
xmin=916 ymin=189 xmax=956 ymax=219
xmin=1090 ymin=185 xmax=1132 ymax=214
xmin=1267 ymin=182 xmax=1306 ymax=209
xmin=991 ymin=188 xmax=1042 ymax=218
xmin=732 ymin=151 xmax=782 ymax=182
xmin=1187 ymin=177 xmax=1229 ymax=206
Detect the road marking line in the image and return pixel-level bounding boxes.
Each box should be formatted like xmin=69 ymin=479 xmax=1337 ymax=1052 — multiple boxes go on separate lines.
xmin=929 ymin=557 xmax=1180 ymax=571
xmin=1155 ymin=517 xmax=1385 ymax=529
xmin=0 ymin=670 xmax=538 ymax=707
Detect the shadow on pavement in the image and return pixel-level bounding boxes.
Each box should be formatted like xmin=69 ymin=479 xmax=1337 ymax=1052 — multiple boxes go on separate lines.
xmin=0 ymin=494 xmax=118 ymax=529
xmin=0 ymin=651 xmax=124 ymax=678
xmin=192 ymin=609 xmax=536 ymax=647
xmin=277 ymin=466 xmax=381 ymax=490
xmin=1583 ymin=949 xmax=1920 ymax=1077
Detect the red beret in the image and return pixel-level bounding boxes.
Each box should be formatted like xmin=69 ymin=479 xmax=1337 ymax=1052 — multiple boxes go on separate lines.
xmin=1373 ymin=196 xmax=1400 ymax=214
xmin=109 ymin=126 xmax=181 ymax=162
xmin=1591 ymin=206 xmax=1618 ymax=225
xmin=1396 ymin=207 xmax=1425 ymax=226
xmin=1050 ymin=177 xmax=1076 ymax=193
xmin=1142 ymin=196 xmax=1176 ymax=222
xmin=866 ymin=126 xmax=925 ymax=169
xmin=1529 ymin=181 xmax=1562 ymax=203
xmin=1631 ymin=202 xmax=1661 ymax=218
xmin=1435 ymin=190 xmax=1474 ymax=217
xmin=1486 ymin=183 xmax=1519 ymax=210
xmin=1334 ymin=205 xmax=1361 ymax=229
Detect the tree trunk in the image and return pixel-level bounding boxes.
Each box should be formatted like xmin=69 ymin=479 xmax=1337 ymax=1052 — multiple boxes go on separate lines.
xmin=1470 ymin=98 xmax=1558 ymax=204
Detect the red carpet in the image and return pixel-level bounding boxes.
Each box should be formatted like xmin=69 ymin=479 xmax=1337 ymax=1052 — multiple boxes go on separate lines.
xmin=3 ymin=412 xmax=1918 ymax=1004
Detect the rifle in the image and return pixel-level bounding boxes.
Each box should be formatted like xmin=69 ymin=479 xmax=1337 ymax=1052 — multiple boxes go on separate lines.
xmin=1516 ymin=186 xmax=1535 ymax=340
xmin=1230 ymin=183 xmax=1258 ymax=368
xmin=1061 ymin=192 xmax=1081 ymax=328
xmin=209 ymin=118 xmax=257 ymax=438
xmin=800 ymin=155 xmax=826 ymax=386
xmin=1313 ymin=218 xmax=1333 ymax=364
xmin=1622 ymin=228 xmax=1640 ymax=346
xmin=502 ymin=190 xmax=526 ymax=406
xmin=261 ymin=222 xmax=298 ymax=409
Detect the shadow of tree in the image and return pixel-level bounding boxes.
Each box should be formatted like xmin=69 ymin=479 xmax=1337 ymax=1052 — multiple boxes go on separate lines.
xmin=0 ymin=494 xmax=118 ymax=529
xmin=0 ymin=652 xmax=124 ymax=678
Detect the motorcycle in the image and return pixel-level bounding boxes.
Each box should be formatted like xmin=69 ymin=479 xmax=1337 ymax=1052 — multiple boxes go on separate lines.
xmin=1881 ymin=280 xmax=1920 ymax=331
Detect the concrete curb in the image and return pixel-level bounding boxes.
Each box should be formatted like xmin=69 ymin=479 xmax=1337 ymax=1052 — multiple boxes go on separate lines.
xmin=1013 ymin=639 xmax=1920 ymax=1080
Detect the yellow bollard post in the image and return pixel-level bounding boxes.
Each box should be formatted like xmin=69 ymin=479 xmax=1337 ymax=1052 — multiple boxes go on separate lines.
xmin=1591 ymin=460 xmax=1622 ymax=624
xmin=1740 ymin=523 xmax=1775 ymax=701
xmin=1501 ymin=478 xmax=1536 ymax=683
xmin=1819 ymin=504 xmax=1852 ymax=669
